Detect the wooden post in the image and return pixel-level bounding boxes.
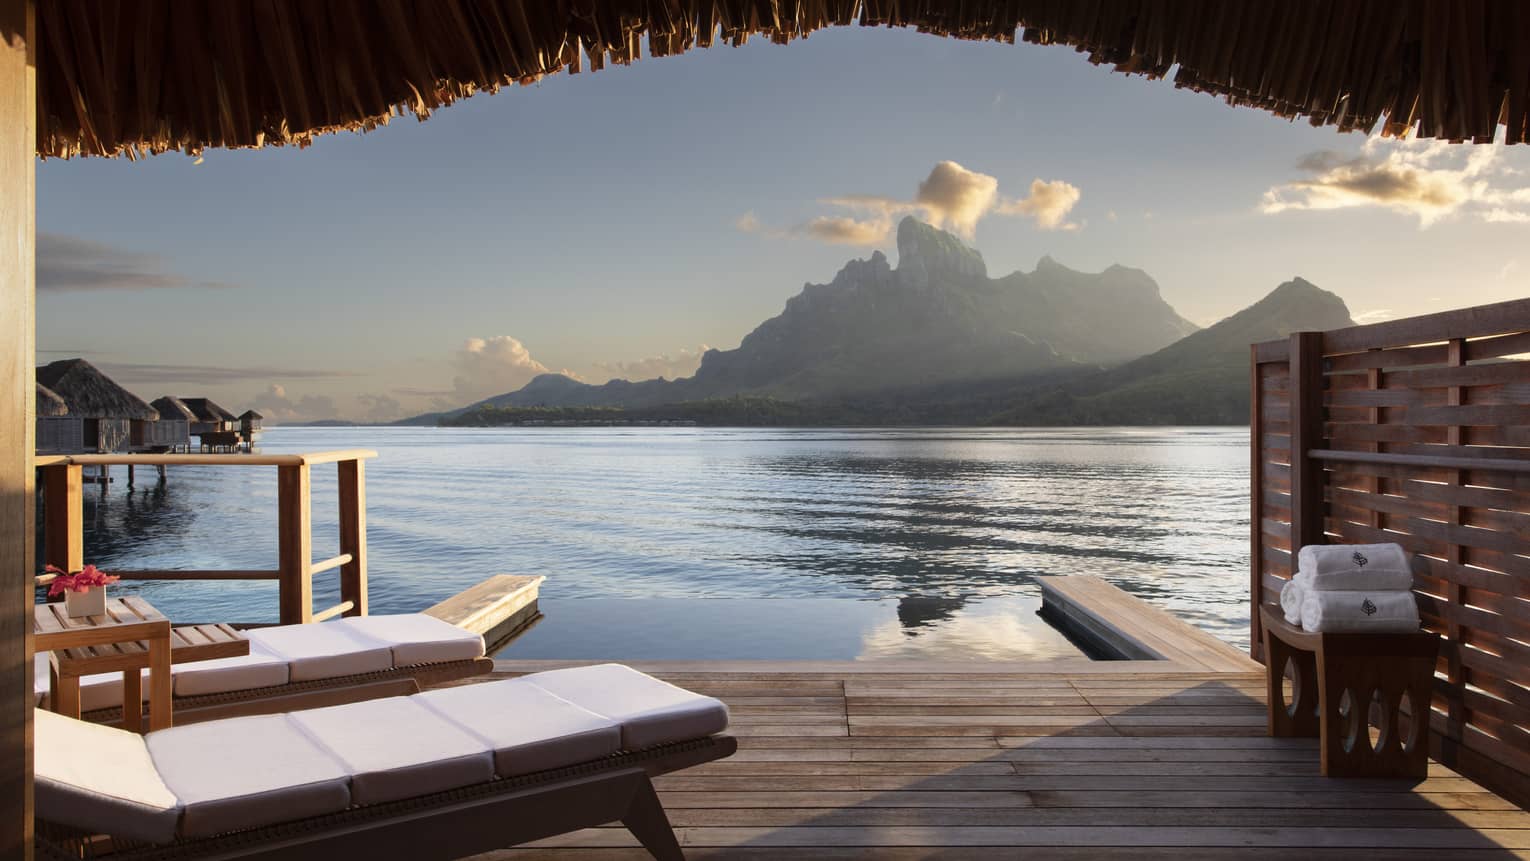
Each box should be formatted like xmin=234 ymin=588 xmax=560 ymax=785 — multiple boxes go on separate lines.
xmin=1287 ymin=331 xmax=1327 ymax=555
xmin=0 ymin=0 xmax=35 ymax=855
xmin=277 ymin=464 xmax=313 ymax=624
xmin=338 ymin=458 xmax=368 ymax=618
xmin=1444 ymin=337 xmax=1468 ymax=737
xmin=1249 ymin=344 xmax=1265 ymax=663
xmin=42 ymin=464 xmax=82 ymax=575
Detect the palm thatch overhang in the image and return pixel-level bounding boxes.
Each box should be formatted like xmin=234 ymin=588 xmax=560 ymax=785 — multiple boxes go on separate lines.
xmin=34 ymin=359 xmax=157 ymax=421
xmin=149 ymin=395 xmax=197 ymax=422
xmin=179 ymin=398 xmax=237 ymax=424
xmin=34 ymin=383 xmax=66 ymax=418
xmin=31 ymin=0 xmax=1530 ymax=160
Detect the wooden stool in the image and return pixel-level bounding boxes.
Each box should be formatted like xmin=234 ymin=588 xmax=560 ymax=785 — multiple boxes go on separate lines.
xmin=1259 ymin=606 xmax=1438 ymax=778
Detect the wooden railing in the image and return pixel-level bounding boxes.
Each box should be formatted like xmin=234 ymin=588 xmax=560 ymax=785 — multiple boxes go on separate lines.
xmin=36 ymin=450 xmax=376 ymax=625
xmin=1250 ymin=297 xmax=1530 ymax=806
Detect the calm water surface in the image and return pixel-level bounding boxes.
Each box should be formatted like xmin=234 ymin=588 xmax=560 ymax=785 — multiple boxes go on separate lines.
xmin=67 ymin=427 xmax=1251 ymax=658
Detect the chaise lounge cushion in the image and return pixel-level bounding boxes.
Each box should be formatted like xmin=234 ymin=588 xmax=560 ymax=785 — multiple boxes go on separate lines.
xmin=417 ymin=680 xmax=622 ymax=777
xmin=523 ymin=664 xmax=731 ymax=750
xmin=146 ymin=714 xmax=351 ymax=838
xmin=33 ymin=708 xmax=181 ymax=845
xmin=290 ymin=696 xmax=494 ymax=805
xmin=335 ymin=614 xmax=486 ymax=666
xmin=245 ymin=622 xmax=392 ymax=682
xmin=172 ymin=645 xmax=291 ymax=697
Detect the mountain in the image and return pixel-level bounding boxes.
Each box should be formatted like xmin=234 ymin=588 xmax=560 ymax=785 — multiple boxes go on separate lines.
xmin=464 ymin=217 xmax=1196 ymax=412
xmin=990 ymin=277 xmax=1356 ymax=424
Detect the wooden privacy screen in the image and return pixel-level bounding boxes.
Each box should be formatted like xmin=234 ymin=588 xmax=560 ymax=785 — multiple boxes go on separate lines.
xmin=1250 ymin=297 xmax=1530 ymax=805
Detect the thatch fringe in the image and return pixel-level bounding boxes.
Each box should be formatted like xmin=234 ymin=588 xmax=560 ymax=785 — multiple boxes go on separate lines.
xmin=179 ymin=398 xmax=237 ymax=424
xmin=35 ymin=359 xmax=158 ymax=421
xmin=36 ymin=383 xmax=68 ymax=418
xmin=34 ymin=1 xmax=1530 ymax=159
xmin=149 ymin=396 xmax=197 ymax=422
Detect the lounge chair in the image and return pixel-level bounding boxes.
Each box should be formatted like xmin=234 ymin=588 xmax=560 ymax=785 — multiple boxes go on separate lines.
xmin=34 ymin=663 xmax=735 ymax=860
xmin=35 ymin=614 xmax=496 ymax=726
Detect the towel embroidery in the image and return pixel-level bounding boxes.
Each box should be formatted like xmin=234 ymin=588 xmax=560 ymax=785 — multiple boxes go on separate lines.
xmin=1352 ymin=551 xmax=1369 ymax=568
xmin=1361 ymin=598 xmax=1378 ymax=616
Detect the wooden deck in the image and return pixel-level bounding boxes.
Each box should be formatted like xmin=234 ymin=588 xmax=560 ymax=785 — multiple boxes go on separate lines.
xmin=460 ymin=660 xmax=1529 ymax=860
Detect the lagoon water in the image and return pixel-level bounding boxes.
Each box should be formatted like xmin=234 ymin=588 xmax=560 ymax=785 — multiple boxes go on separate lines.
xmin=68 ymin=426 xmax=1252 ymax=659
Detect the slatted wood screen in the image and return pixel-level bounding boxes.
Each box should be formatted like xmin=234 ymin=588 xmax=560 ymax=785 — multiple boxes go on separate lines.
xmin=1250 ymin=297 xmax=1530 ymax=805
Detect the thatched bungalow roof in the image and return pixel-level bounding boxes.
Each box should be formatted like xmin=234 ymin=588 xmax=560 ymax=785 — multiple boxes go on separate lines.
xmin=150 ymin=396 xmax=197 ymax=422
xmin=240 ymin=410 xmax=264 ymax=421
xmin=35 ymin=384 xmax=67 ymax=418
xmin=35 ymin=359 xmax=157 ymax=421
xmin=32 ymin=0 xmax=1530 ymax=160
xmin=179 ymin=398 xmax=238 ymax=424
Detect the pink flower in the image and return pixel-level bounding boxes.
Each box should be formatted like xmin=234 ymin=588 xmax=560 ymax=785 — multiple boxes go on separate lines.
xmin=44 ymin=563 xmax=119 ymax=596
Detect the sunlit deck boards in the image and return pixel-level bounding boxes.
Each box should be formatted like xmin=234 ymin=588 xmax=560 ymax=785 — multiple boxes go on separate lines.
xmin=465 ymin=662 xmax=1528 ymax=860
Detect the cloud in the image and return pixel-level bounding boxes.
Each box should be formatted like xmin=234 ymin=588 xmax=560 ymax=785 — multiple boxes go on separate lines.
xmin=1262 ymin=138 xmax=1530 ymax=227
xmin=1352 ymin=309 xmax=1396 ymax=324
xmin=996 ymin=178 xmax=1083 ymax=230
xmin=450 ymin=335 xmax=574 ymax=404
xmin=251 ymin=384 xmax=339 ymax=424
xmin=38 ymin=233 xmax=236 ymax=292
xmin=355 ymin=393 xmax=405 ymax=423
xmin=590 ymin=345 xmax=711 ymax=383
xmin=738 ymin=161 xmax=1083 ymax=246
xmin=100 ymin=363 xmax=358 ymax=386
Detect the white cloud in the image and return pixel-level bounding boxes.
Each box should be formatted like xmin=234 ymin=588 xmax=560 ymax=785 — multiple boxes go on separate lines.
xmin=591 ymin=345 xmax=710 ymax=383
xmin=1352 ymin=309 xmax=1396 ymax=324
xmin=1262 ymin=137 xmax=1530 ymax=227
xmin=251 ymin=384 xmax=339 ymax=424
xmin=355 ymin=393 xmax=405 ymax=423
xmin=450 ymin=335 xmax=573 ymax=404
xmin=738 ymin=160 xmax=1083 ymax=246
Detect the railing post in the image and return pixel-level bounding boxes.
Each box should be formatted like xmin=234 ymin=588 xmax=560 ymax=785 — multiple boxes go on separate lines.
xmin=1249 ymin=345 xmax=1265 ymax=663
xmin=337 ymin=458 xmax=367 ymax=618
xmin=41 ymin=463 xmax=81 ymax=575
xmin=276 ymin=464 xmax=312 ymax=624
xmin=1288 ymin=331 xmax=1327 ymax=555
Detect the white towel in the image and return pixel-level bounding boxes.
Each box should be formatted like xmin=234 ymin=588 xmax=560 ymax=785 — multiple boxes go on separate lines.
xmin=1296 ymin=543 xmax=1414 ymax=591
xmin=1300 ymin=589 xmax=1420 ymax=633
xmin=1279 ymin=578 xmax=1305 ymax=626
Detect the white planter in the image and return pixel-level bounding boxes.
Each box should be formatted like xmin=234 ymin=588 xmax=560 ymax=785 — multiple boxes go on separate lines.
xmin=64 ymin=586 xmax=106 ymax=618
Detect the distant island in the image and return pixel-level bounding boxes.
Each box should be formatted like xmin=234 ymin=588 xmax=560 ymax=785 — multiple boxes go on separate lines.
xmin=403 ymin=217 xmax=1354 ymax=429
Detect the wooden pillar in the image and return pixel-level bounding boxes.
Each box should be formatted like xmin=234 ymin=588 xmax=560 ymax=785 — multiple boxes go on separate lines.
xmin=42 ymin=464 xmax=81 ymax=574
xmin=1443 ymin=337 xmax=1468 ymax=737
xmin=1248 ymin=344 xmax=1265 ymax=663
xmin=338 ymin=459 xmax=368 ymax=618
xmin=0 ymin=0 xmax=35 ymax=856
xmin=276 ymin=464 xmax=313 ymax=624
xmin=1287 ymin=331 xmax=1327 ymax=555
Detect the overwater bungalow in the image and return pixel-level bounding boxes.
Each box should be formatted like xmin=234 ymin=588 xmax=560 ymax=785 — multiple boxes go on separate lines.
xmin=179 ymin=398 xmax=241 ymax=451
xmin=33 ymin=383 xmax=75 ymax=455
xmin=4 ymin=2 xmax=1530 ymax=859
xmin=239 ymin=409 xmax=263 ymax=442
xmin=34 ymin=358 xmax=158 ymax=454
xmin=144 ymin=397 xmax=195 ymax=453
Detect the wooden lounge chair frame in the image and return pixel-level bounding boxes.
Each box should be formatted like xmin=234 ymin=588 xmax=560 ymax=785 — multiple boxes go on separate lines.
xmin=76 ymin=657 xmax=496 ymax=727
xmin=36 ymin=733 xmax=737 ymax=861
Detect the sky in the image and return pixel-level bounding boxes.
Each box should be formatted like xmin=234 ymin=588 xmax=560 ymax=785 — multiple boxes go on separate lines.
xmin=35 ymin=26 xmax=1530 ymax=423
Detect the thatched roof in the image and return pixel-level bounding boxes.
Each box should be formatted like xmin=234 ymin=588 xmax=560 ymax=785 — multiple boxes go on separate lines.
xmin=150 ymin=396 xmax=197 ymax=422
xmin=179 ymin=398 xmax=238 ymax=423
xmin=35 ymin=384 xmax=67 ymax=418
xmin=240 ymin=410 xmax=264 ymax=421
xmin=33 ymin=1 xmax=1530 ymax=160
xmin=35 ymin=360 xmax=158 ymax=421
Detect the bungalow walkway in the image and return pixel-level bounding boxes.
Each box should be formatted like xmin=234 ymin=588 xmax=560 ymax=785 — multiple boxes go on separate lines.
xmin=455 ymin=660 xmax=1529 ymax=860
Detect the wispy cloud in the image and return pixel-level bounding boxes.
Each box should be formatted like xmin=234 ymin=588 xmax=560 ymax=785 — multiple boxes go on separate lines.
xmin=1352 ymin=309 xmax=1396 ymax=324
xmin=101 ymin=363 xmax=359 ymax=386
xmin=590 ymin=345 xmax=711 ymax=383
xmin=738 ymin=161 xmax=1082 ymax=246
xmin=1262 ymin=138 xmax=1530 ymax=227
xmin=38 ymin=233 xmax=236 ymax=292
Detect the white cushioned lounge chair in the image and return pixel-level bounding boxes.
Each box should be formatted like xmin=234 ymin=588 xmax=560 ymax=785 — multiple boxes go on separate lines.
xmin=35 ymin=664 xmax=735 ymax=860
xmin=36 ymin=614 xmax=497 ymax=725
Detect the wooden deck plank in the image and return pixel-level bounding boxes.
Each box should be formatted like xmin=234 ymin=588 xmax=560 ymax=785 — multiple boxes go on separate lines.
xmin=464 ymin=662 xmax=1524 ymax=859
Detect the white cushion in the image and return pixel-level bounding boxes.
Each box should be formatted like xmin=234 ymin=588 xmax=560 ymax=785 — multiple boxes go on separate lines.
xmin=34 ymin=652 xmax=50 ymax=705
xmin=34 ymin=709 xmax=182 ymax=844
xmin=79 ymin=669 xmax=152 ymax=713
xmin=172 ymin=646 xmax=291 ymax=697
xmin=334 ymin=614 xmax=486 ymax=666
xmin=290 ymin=695 xmax=493 ymax=805
xmin=417 ymin=679 xmax=622 ymax=777
xmin=524 ymin=664 xmax=730 ymax=750
xmin=147 ymin=714 xmax=350 ymax=838
xmin=245 ymin=623 xmax=392 ymax=682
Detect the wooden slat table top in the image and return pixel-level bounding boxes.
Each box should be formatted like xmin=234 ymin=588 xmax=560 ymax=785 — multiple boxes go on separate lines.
xmin=168 ymin=623 xmax=250 ymax=663
xmin=34 ymin=600 xmax=248 ymax=674
xmin=466 ymin=661 xmax=1528 ymax=859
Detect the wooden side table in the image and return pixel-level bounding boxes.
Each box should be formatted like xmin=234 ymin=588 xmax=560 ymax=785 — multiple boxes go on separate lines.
xmin=34 ymin=597 xmax=251 ymax=732
xmin=1259 ymin=606 xmax=1439 ymax=778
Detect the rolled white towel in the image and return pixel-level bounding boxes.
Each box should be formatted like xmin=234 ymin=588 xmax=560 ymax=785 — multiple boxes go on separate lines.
xmin=1300 ymin=589 xmax=1420 ymax=633
xmin=1279 ymin=578 xmax=1305 ymax=626
xmin=1296 ymin=543 xmax=1414 ymax=591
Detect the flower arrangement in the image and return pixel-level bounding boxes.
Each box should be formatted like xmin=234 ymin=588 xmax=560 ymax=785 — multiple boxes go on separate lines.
xmin=44 ymin=564 xmax=119 ymax=596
